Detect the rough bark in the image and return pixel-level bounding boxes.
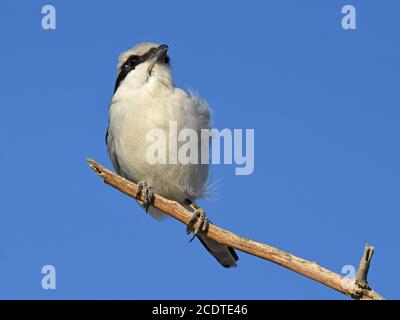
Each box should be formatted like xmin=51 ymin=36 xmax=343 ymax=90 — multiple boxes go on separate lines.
xmin=87 ymin=158 xmax=384 ymax=300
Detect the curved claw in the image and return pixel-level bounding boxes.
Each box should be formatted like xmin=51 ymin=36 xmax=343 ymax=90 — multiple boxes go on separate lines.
xmin=136 ymin=181 xmax=155 ymax=212
xmin=186 ymin=207 xmax=209 ymax=242
xmin=136 ymin=181 xmax=145 ymax=199
xmin=186 ymin=210 xmax=200 ymax=235
xmin=144 ymin=187 xmax=154 ymax=212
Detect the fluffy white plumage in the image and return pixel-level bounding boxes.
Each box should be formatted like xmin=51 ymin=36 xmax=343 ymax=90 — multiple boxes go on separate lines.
xmin=109 ymin=43 xmax=210 ymax=204
xmin=106 ymin=43 xmax=238 ymax=267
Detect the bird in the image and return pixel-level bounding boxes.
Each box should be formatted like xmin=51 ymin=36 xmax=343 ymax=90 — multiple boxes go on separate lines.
xmin=106 ymin=42 xmax=238 ymax=268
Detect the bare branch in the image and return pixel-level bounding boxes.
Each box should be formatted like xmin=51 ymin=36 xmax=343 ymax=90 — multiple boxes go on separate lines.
xmin=87 ymin=158 xmax=384 ymax=300
xmin=356 ymin=244 xmax=374 ymax=289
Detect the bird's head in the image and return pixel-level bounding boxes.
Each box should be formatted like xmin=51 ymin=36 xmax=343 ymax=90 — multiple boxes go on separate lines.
xmin=114 ymin=42 xmax=172 ymax=94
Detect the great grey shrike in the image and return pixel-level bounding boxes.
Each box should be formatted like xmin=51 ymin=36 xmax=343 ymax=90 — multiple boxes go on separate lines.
xmin=106 ymin=42 xmax=238 ymax=268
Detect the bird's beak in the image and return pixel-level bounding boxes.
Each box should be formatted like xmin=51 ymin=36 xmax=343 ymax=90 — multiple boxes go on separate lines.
xmin=150 ymin=44 xmax=169 ymax=62
xmin=148 ymin=44 xmax=169 ymax=75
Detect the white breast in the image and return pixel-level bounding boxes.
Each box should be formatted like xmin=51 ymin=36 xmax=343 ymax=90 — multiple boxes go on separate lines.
xmin=108 ymin=76 xmax=211 ymax=203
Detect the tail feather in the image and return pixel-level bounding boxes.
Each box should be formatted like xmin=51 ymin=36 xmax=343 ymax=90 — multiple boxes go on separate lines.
xmin=140 ymin=202 xmax=239 ymax=267
xmin=197 ymin=234 xmax=239 ymax=268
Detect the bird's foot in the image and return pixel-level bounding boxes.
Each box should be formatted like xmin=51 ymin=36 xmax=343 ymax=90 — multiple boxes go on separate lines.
xmin=136 ymin=181 xmax=154 ymax=212
xmin=186 ymin=206 xmax=209 ymax=242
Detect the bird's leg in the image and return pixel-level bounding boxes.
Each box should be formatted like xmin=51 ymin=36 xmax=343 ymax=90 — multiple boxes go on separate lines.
xmin=136 ymin=181 xmax=154 ymax=212
xmin=185 ymin=200 xmax=209 ymax=242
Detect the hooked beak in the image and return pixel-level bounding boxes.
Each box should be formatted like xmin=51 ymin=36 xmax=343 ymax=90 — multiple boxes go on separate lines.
xmin=148 ymin=44 xmax=169 ymax=75
xmin=151 ymin=44 xmax=169 ymax=62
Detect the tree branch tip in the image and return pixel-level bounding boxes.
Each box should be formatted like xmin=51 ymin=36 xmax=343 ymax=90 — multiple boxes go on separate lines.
xmin=86 ymin=158 xmax=104 ymax=177
xmin=361 ymin=244 xmax=375 ymax=264
xmin=364 ymin=244 xmax=375 ymax=261
xmin=355 ymin=244 xmax=376 ymax=293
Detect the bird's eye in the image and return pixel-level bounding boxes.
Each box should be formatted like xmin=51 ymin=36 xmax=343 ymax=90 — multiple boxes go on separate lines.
xmin=129 ymin=56 xmax=139 ymax=66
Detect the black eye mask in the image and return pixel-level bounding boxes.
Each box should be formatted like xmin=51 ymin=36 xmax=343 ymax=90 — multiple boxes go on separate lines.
xmin=114 ymin=55 xmax=140 ymax=93
xmin=113 ymin=48 xmax=170 ymax=93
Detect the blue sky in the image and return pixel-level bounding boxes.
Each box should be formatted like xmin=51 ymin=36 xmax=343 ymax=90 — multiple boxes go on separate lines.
xmin=0 ymin=0 xmax=399 ymax=299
